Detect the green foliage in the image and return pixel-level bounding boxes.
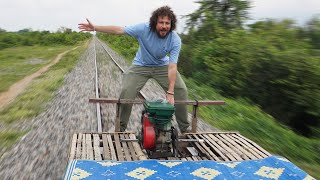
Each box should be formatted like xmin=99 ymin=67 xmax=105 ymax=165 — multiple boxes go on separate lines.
xmin=303 ymin=16 xmax=320 ymax=49
xmin=0 ymin=30 xmax=91 ymax=50
xmin=0 ymin=131 xmax=26 ymax=150
xmin=185 ymin=78 xmax=320 ymax=179
xmin=185 ymin=0 xmax=250 ymax=41
xmin=97 ymin=33 xmax=138 ymax=62
xmin=180 ymin=0 xmax=320 ymax=137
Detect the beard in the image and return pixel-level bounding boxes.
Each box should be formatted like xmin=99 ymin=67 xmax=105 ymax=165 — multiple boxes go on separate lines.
xmin=156 ymin=29 xmax=169 ymax=39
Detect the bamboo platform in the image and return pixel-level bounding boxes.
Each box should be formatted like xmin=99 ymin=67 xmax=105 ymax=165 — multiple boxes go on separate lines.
xmin=68 ymin=132 xmax=271 ymax=161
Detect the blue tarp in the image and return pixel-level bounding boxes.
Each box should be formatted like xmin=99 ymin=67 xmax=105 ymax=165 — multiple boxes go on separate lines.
xmin=63 ymin=156 xmax=314 ymax=180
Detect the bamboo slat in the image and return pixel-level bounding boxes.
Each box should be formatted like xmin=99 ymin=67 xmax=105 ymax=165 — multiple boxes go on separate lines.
xmin=102 ymin=134 xmax=110 ymax=160
xmin=93 ymin=134 xmax=102 ymax=160
xmin=68 ymin=132 xmax=271 ymax=162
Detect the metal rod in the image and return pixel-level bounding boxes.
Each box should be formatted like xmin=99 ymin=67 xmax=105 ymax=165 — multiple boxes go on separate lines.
xmin=191 ymin=100 xmax=199 ymax=133
xmin=178 ymin=139 xmax=204 ymax=142
xmin=120 ymin=138 xmax=139 ymax=142
xmin=89 ymin=98 xmax=225 ymax=106
xmin=115 ymin=99 xmax=121 ymax=132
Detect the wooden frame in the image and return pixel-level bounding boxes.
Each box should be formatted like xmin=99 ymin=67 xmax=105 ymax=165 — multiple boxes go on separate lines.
xmin=68 ymin=132 xmax=271 ymax=161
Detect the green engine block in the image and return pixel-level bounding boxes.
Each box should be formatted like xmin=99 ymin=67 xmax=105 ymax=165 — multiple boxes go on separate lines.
xmin=143 ymin=100 xmax=175 ymax=130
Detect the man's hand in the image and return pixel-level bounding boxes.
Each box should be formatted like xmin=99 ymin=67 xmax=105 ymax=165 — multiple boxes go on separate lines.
xmin=166 ymin=94 xmax=175 ymax=105
xmin=78 ymin=18 xmax=95 ymax=32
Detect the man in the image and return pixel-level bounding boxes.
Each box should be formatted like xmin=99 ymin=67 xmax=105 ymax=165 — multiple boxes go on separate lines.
xmin=78 ymin=6 xmax=190 ymax=133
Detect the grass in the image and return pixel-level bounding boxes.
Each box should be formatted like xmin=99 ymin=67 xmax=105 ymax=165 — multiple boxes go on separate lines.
xmin=185 ymin=78 xmax=320 ymax=179
xmin=0 ymin=131 xmax=26 ymax=151
xmin=0 ymin=45 xmax=75 ymax=93
xmin=0 ymin=41 xmax=89 ymax=154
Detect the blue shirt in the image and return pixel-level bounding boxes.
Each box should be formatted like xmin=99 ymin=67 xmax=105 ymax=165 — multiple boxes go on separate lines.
xmin=124 ymin=23 xmax=181 ymax=66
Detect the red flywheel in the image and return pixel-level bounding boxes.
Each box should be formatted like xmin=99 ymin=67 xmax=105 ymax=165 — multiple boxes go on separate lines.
xmin=143 ymin=114 xmax=155 ymax=149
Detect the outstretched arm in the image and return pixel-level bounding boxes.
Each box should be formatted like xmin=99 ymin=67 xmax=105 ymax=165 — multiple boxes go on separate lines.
xmin=78 ymin=18 xmax=125 ymax=35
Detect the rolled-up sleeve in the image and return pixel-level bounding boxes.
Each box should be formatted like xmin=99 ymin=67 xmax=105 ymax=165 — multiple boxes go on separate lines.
xmin=124 ymin=23 xmax=146 ymax=38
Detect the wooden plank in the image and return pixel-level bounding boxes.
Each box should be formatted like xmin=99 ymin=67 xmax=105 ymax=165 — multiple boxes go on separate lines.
xmin=167 ymin=157 xmax=178 ymax=160
xmin=237 ymin=134 xmax=271 ymax=157
xmin=231 ymin=134 xmax=263 ymax=159
xmin=102 ymin=134 xmax=110 ymax=160
xmin=114 ymin=133 xmax=124 ymax=161
xmin=129 ymin=134 xmax=147 ymax=160
xmin=125 ymin=134 xmax=137 ymax=161
xmin=69 ymin=134 xmax=77 ymax=160
xmin=186 ymin=157 xmax=193 ymax=161
xmin=200 ymin=134 xmax=229 ymax=161
xmin=180 ymin=158 xmax=187 ymax=161
xmin=115 ymin=103 xmax=120 ymax=132
xmin=207 ymin=134 xmax=237 ymax=161
xmin=213 ymin=134 xmax=243 ymax=160
xmin=191 ymin=156 xmax=199 ymax=161
xmin=81 ymin=134 xmax=86 ymax=159
xmin=230 ymin=134 xmax=265 ymax=158
xmin=93 ymin=134 xmax=102 ymax=160
xmin=191 ymin=134 xmax=220 ymax=161
xmin=186 ymin=135 xmax=216 ymax=160
xmin=107 ymin=134 xmax=117 ymax=160
xmin=86 ymin=134 xmax=94 ymax=160
xmin=224 ymin=134 xmax=256 ymax=160
xmin=218 ymin=134 xmax=249 ymax=160
xmin=201 ymin=156 xmax=208 ymax=160
xmin=120 ymin=134 xmax=132 ymax=161
xmin=76 ymin=133 xmax=82 ymax=159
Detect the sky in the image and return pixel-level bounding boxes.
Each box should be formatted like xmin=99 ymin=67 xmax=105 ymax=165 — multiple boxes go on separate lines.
xmin=1 ymin=0 xmax=319 ymax=33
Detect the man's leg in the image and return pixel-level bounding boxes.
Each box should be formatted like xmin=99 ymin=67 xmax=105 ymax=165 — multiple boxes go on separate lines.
xmin=120 ymin=65 xmax=149 ymax=131
xmin=153 ymin=66 xmax=190 ymax=132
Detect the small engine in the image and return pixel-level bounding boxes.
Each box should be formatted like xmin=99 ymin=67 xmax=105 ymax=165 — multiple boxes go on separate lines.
xmin=139 ymin=100 xmax=178 ymax=158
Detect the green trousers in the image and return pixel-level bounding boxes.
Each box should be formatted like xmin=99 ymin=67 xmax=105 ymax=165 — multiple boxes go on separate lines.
xmin=119 ymin=65 xmax=189 ymax=132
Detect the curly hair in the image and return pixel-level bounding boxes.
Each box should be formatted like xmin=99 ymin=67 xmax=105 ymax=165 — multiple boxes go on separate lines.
xmin=149 ymin=6 xmax=177 ymax=32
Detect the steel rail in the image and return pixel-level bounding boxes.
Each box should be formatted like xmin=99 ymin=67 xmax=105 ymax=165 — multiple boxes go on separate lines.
xmin=93 ymin=36 xmax=102 ymax=133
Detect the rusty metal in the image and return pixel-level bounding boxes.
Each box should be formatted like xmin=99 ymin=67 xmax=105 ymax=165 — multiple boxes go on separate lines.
xmin=191 ymin=100 xmax=199 ymax=133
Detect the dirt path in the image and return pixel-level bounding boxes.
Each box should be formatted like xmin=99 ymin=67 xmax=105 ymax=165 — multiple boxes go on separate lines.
xmin=0 ymin=47 xmax=78 ymax=110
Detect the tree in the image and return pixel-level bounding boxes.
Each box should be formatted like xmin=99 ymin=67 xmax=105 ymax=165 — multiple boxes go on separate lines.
xmin=304 ymin=16 xmax=320 ymax=49
xmin=186 ymin=0 xmax=250 ymax=32
xmin=0 ymin=28 xmax=6 ymax=33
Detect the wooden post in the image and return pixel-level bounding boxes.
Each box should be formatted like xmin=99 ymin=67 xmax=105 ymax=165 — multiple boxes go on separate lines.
xmin=191 ymin=100 xmax=199 ymax=133
xmin=115 ymin=99 xmax=121 ymax=132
